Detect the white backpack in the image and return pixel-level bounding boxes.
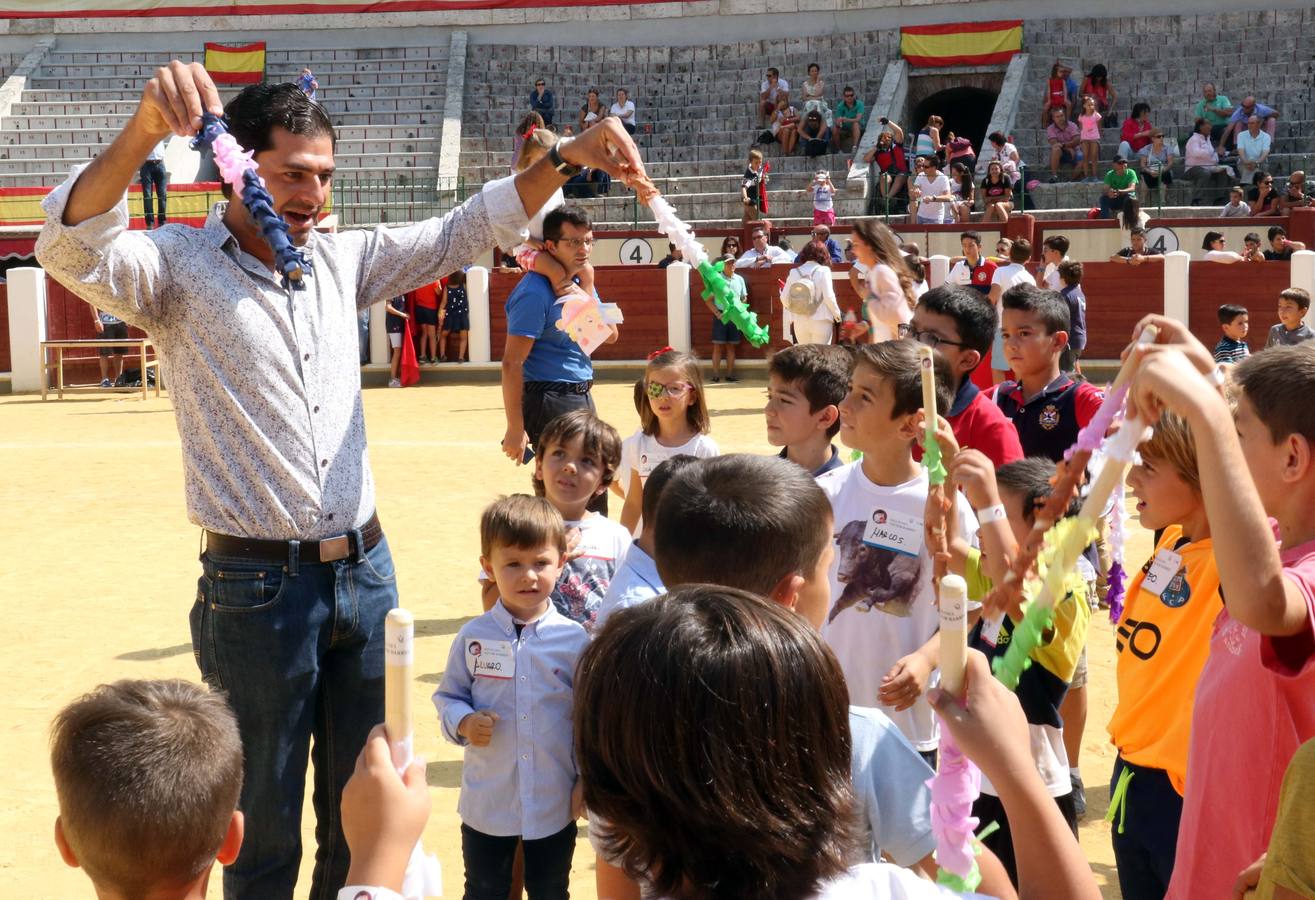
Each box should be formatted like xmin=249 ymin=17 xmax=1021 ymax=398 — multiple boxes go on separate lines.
xmin=783 ymin=269 xmax=822 ymax=316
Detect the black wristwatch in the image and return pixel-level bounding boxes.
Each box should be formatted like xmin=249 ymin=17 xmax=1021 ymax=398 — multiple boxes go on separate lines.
xmin=548 ymin=139 xmax=582 ymax=177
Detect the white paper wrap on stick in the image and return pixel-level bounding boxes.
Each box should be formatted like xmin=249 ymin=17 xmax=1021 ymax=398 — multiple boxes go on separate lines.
xmin=384 ymin=608 xmax=443 ymax=898
xmin=937 ymin=574 xmax=968 ymax=697
xmin=648 ymin=195 xmax=709 ymax=267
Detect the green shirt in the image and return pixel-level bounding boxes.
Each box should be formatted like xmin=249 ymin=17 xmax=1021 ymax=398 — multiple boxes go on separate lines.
xmin=1105 ymin=168 xmax=1139 ymax=192
xmin=835 ymin=99 xmax=865 ymax=123
xmin=1193 ymin=95 xmax=1233 ymax=128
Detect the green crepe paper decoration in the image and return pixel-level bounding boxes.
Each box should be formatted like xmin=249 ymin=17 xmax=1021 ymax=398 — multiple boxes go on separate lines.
xmin=991 ymin=516 xmax=1097 ymax=691
xmin=922 ymin=427 xmax=947 ymax=487
xmin=696 ymin=260 xmax=769 ymax=347
xmin=934 ymin=820 xmax=999 ymax=893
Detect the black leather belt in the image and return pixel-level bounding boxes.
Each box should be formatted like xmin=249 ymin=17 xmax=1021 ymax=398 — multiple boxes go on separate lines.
xmin=204 ymin=512 xmax=383 ymax=564
xmin=525 ymin=380 xmax=594 ymax=395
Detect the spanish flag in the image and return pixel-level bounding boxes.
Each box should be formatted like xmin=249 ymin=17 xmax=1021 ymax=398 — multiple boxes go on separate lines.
xmin=204 ymin=41 xmax=265 ymax=85
xmin=900 ymin=21 xmax=1022 ymax=68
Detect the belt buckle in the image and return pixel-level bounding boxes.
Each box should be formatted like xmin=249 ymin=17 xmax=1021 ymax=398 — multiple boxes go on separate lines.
xmin=319 ymin=535 xmax=350 ymax=562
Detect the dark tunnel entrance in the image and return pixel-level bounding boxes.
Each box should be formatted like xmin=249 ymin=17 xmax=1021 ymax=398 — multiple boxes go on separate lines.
xmin=911 ymin=86 xmax=998 ymax=157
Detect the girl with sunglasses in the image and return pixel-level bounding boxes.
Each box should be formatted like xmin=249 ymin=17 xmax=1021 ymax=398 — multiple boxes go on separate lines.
xmin=618 ymin=349 xmax=719 ymax=534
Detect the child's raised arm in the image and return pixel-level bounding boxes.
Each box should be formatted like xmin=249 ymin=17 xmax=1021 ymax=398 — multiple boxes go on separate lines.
xmin=948 ymin=448 xmax=1018 ymax=588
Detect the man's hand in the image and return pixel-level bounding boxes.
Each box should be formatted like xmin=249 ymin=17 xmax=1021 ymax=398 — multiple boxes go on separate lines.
xmin=502 ymin=426 xmax=530 ymax=465
xmin=136 ymin=60 xmax=224 ymax=139
xmin=341 ymin=725 xmax=431 ymax=894
xmin=458 ymin=710 xmax=499 ymax=747
xmin=948 ymin=448 xmax=1001 ymax=510
xmin=93 ymin=318 xmax=105 ymax=334
xmin=558 ymin=117 xmax=649 ymax=196
xmin=879 ymin=651 xmax=932 ymax=711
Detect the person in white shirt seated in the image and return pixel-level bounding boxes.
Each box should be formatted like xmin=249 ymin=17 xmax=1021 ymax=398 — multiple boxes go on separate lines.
xmin=735 ymin=225 xmax=795 ymax=269
xmin=759 ymin=67 xmax=791 ymax=125
xmin=610 ymin=88 xmax=637 ymax=136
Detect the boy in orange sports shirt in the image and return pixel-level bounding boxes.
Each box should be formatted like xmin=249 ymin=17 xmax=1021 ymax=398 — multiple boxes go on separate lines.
xmin=1106 ymin=411 xmax=1219 ymax=900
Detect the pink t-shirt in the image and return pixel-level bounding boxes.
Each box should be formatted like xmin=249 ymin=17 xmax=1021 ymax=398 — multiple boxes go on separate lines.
xmin=1166 ymin=537 xmax=1315 ymax=900
xmin=1078 ymin=112 xmax=1101 ymax=141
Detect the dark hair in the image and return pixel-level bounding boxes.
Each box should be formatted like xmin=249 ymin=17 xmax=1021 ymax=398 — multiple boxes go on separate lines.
xmin=1058 ymin=259 xmax=1083 ymax=285
xmin=996 ymin=457 xmax=1081 ymax=522
xmin=532 ymin=408 xmax=622 ymax=494
xmin=1130 ymin=226 xmax=1147 ymax=238
xmin=1009 ymin=238 xmax=1032 ymax=264
xmin=1245 ymin=232 xmax=1262 ymax=245
xmin=1002 ymin=284 xmax=1070 ymax=335
xmin=1194 ymin=117 xmax=1211 ymax=136
xmin=767 ymin=67 xmax=779 ymax=77
xmin=1268 ymin=225 xmax=1288 ymax=241
xmin=768 ymin=343 xmax=851 ymax=437
xmin=575 ymin=585 xmax=858 ymax=900
xmin=225 ymin=82 xmax=336 ymax=157
xmin=850 ymin=221 xmax=916 ymax=310
xmin=808 ymin=62 xmax=820 ymax=73
xmin=1234 ymin=343 xmax=1315 ymax=444
xmin=642 ymin=349 xmax=710 ymax=436
xmin=50 ymin=680 xmax=243 ymax=896
xmin=642 ymin=455 xmax=700 ymax=530
xmin=904 ymin=253 xmax=925 ymax=282
xmin=1202 ymin=231 xmax=1225 ymax=250
xmin=480 ymin=493 xmax=567 ymax=558
xmin=1218 ymin=303 xmax=1249 ymax=325
xmin=917 ymin=285 xmax=997 ymax=357
xmin=1042 ymin=235 xmax=1070 ymax=255
xmin=1280 ymin=287 xmax=1312 ymax=312
xmin=1120 ymin=197 xmax=1142 ymax=232
xmin=515 ymin=111 xmax=545 ymax=137
xmin=447 ymin=269 xmax=467 ymax=286
xmin=795 ymin=239 xmax=831 ymax=268
xmin=1087 ymin=64 xmax=1108 ymax=87
xmin=988 ymin=131 xmax=1006 ymax=147
xmin=654 ymin=455 xmax=833 ymax=596
xmin=720 ymin=235 xmax=741 ymax=256
xmin=1131 ymin=101 xmax=1151 ymax=120
xmin=960 ymin=230 xmax=982 ymax=246
xmin=543 ymin=205 xmax=593 ymax=243
xmin=853 ymin=339 xmax=954 ymax=419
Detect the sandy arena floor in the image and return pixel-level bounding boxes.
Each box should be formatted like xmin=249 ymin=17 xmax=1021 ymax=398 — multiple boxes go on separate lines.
xmin=0 ymin=378 xmax=1144 ymax=898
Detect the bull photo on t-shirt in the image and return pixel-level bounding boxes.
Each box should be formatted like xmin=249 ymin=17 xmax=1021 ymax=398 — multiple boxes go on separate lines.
xmin=831 ymin=520 xmax=925 ymax=621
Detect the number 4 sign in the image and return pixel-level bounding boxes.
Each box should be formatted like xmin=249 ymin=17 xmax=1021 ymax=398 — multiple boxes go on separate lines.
xmin=619 ymin=237 xmax=654 ymax=266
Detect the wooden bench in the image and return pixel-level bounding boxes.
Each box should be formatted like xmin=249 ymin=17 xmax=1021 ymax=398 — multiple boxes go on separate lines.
xmin=40 ymin=338 xmax=161 ymax=401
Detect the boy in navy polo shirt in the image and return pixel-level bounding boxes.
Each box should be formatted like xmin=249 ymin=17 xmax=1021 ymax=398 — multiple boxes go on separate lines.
xmin=993 ymin=284 xmax=1102 ymax=463
xmin=909 ymin=285 xmax=1022 ymax=470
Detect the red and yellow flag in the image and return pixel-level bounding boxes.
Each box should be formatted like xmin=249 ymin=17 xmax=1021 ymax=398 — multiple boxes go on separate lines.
xmin=204 ymin=41 xmax=265 ymax=84
xmin=900 ymin=20 xmax=1022 ymax=68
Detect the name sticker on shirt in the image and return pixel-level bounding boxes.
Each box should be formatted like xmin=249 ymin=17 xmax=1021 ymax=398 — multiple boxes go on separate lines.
xmin=466 ymin=638 xmax=514 ymax=680
xmin=1141 ymin=548 xmax=1184 ymax=599
xmin=980 ymin=613 xmax=1005 ymax=648
xmin=862 ymin=508 xmax=922 ymax=557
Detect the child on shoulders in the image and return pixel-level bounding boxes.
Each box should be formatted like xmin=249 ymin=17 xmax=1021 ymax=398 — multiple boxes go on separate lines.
xmin=765 ymin=343 xmax=850 ymax=477
xmin=436 ymin=494 xmax=587 ymax=900
xmin=512 ymin=129 xmax=597 ymax=300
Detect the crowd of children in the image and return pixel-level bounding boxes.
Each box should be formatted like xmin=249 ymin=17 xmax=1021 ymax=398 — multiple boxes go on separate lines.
xmin=47 ymin=241 xmax=1315 ymax=900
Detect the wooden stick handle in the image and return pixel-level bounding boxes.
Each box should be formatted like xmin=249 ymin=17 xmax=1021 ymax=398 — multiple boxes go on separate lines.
xmin=938 ymin=574 xmax=969 ymax=697
xmin=384 ymin=608 xmax=414 ymax=771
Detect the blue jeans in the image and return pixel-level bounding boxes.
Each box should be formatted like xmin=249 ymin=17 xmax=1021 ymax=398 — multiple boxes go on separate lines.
xmin=190 ymin=534 xmax=398 ymax=899
xmin=139 ymin=159 xmax=167 ymax=227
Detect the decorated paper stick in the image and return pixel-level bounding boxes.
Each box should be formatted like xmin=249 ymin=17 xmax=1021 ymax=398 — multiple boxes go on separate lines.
xmin=938 ymin=574 xmax=968 ymax=696
xmin=383 ymin=608 xmax=444 ymax=898
xmin=918 ymin=345 xmax=947 ymax=485
xmin=190 ymin=112 xmax=314 ymax=290
xmin=920 ymin=344 xmax=952 ymax=601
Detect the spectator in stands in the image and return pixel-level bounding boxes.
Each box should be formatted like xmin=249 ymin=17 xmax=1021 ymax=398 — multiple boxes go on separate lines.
xmin=1137 ymin=129 xmax=1175 ymax=205
xmin=1116 ymin=102 xmax=1154 ymax=161
xmin=914 ymin=115 xmax=942 ymax=164
xmin=658 ymin=243 xmax=682 ymax=269
xmin=90 ymin=303 xmax=129 ymax=387
xmin=799 ymin=62 xmax=830 ymax=127
xmin=580 ymin=89 xmax=604 ymax=131
xmin=1235 ymin=114 xmax=1272 ymax=179
xmin=811 ymin=170 xmax=837 ymax=227
xmin=759 ymin=68 xmax=791 ymax=125
xmin=994 ymin=236 xmax=1013 ymax=260
xmin=910 ymin=154 xmax=953 ymax=225
xmin=1265 ymin=225 xmax=1308 ymax=260
xmin=832 ymin=86 xmax=865 ymax=152
xmin=720 ymin=235 xmax=742 ymax=259
xmin=139 ymin=140 xmax=167 ymax=229
xmin=1046 ymin=107 xmax=1082 ymax=183
xmin=530 ymin=78 xmax=555 ymax=126
xmin=1221 ymin=185 xmax=1252 ymax=217
xmin=1075 ymin=95 xmax=1102 ymax=182
xmin=1042 ymin=61 xmax=1073 ymax=126
xmin=950 ymin=161 xmax=975 ymax=223
xmin=811 ymin=224 xmax=843 ymax=264
xmin=735 ymin=225 xmax=794 ymax=269
xmin=1249 ymin=171 xmax=1280 ymax=216
xmin=1080 ymin=63 xmax=1116 ymax=118
xmin=1183 ymin=118 xmax=1234 ymax=205
xmin=863 ymin=119 xmax=908 ymax=207
xmin=1193 ymin=82 xmax=1234 ymax=135
xmin=799 ymin=110 xmax=831 ymax=159
xmin=980 ymin=160 xmax=1014 ymax=222
xmin=982 ymin=132 xmax=1021 ymax=186
xmin=1202 ymin=231 xmax=1263 ymax=264
xmin=610 ymin=89 xmax=637 ymax=137
xmin=297 ymin=67 xmax=318 ymax=101
xmin=1218 ymin=95 xmax=1278 ymax=155
xmin=741 ymin=149 xmax=767 ymax=225
xmin=769 ymin=102 xmax=801 ymax=154
xmin=1277 ymin=170 xmax=1314 ymax=214
xmin=1109 ymin=226 xmax=1164 ymax=265
xmin=944 ymin=131 xmax=976 ymax=174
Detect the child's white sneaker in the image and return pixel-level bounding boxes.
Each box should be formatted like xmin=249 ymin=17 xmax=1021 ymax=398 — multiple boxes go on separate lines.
xmin=388 ymin=378 xmax=401 ymax=388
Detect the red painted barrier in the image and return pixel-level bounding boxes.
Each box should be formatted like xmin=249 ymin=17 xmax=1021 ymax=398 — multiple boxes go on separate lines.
xmin=1076 ymin=262 xmax=1166 ymax=359
xmin=44 ymin=276 xmax=149 ymax=385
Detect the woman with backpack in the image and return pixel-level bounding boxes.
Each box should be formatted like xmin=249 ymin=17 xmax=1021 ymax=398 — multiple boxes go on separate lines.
xmin=782 ymin=240 xmax=842 ymax=345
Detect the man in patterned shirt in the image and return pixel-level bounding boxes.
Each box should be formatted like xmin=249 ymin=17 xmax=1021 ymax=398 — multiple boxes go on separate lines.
xmin=35 ymin=60 xmax=645 ymax=900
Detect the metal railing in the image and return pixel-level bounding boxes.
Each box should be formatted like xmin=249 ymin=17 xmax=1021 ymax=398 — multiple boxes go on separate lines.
xmin=331 ymin=176 xmax=465 ymax=228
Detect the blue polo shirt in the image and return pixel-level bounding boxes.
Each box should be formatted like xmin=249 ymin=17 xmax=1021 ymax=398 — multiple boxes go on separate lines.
xmin=505 ymin=272 xmax=593 ymax=384
xmin=994 ymin=375 xmax=1104 ymax=463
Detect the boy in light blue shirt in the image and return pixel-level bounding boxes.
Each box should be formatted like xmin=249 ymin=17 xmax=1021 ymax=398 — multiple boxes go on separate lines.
xmin=434 ymin=494 xmax=587 ymax=900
